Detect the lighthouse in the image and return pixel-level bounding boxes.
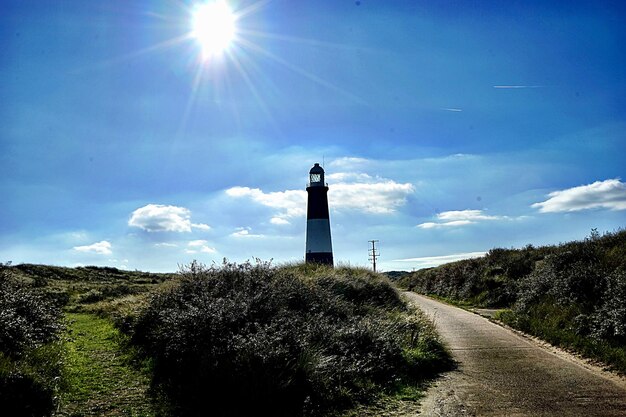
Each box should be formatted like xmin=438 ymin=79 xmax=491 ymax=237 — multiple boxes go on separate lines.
xmin=305 ymin=163 xmax=334 ymax=265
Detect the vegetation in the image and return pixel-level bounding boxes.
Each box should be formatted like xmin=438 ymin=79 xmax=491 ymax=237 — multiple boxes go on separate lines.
xmin=0 ymin=262 xmax=169 ymax=416
xmin=1 ymin=261 xmax=450 ymax=416
xmin=0 ymin=263 xmax=65 ymax=417
xmin=383 ymin=271 xmax=410 ymax=282
xmin=399 ymin=229 xmax=626 ymax=373
xmin=59 ymin=313 xmax=152 ymax=417
xmin=130 ymin=261 xmax=451 ymax=416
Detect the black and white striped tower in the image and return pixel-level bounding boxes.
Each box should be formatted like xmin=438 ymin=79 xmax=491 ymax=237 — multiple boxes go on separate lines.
xmin=305 ymin=163 xmax=333 ymax=265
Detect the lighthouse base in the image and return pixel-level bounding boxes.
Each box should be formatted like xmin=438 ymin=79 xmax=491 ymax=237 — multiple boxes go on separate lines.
xmin=305 ymin=252 xmax=334 ymax=266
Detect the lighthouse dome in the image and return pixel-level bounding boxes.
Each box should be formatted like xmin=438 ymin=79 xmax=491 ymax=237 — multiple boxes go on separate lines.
xmin=309 ymin=163 xmax=324 ymax=174
xmin=308 ymin=163 xmax=325 ymax=186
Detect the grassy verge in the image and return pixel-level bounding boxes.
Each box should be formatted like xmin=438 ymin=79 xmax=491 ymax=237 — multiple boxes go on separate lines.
xmin=58 ymin=313 xmax=153 ymax=417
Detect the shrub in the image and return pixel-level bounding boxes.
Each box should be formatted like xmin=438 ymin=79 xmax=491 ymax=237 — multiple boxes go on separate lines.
xmin=591 ymin=270 xmax=626 ymax=343
xmin=0 ymin=274 xmax=63 ymax=358
xmin=0 ymin=267 xmax=64 ymax=416
xmin=131 ymin=261 xmax=449 ymax=416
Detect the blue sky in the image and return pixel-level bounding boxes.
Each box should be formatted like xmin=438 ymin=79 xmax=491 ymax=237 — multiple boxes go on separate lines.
xmin=1 ymin=0 xmax=625 ymax=272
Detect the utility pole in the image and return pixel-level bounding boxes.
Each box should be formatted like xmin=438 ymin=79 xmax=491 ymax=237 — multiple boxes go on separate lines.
xmin=368 ymin=240 xmax=379 ymax=272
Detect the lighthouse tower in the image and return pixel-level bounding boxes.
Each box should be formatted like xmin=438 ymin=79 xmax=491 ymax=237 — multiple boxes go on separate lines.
xmin=305 ymin=163 xmax=333 ymax=265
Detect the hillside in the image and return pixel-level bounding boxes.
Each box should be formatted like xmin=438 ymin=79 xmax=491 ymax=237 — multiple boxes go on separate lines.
xmin=398 ymin=229 xmax=626 ymax=373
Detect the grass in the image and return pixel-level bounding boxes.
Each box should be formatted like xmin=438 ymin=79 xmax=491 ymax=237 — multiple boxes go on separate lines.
xmin=58 ymin=313 xmax=153 ymax=417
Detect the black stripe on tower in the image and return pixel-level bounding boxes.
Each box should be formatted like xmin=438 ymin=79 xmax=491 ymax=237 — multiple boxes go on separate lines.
xmin=306 ymin=252 xmax=333 ymax=264
xmin=306 ymin=186 xmax=330 ymax=219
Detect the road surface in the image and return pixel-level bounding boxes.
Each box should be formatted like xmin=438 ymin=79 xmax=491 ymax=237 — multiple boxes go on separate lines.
xmin=405 ymin=292 xmax=626 ymax=417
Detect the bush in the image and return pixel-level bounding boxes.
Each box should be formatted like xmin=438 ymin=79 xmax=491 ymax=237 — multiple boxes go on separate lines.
xmin=0 ymin=274 xmax=63 ymax=358
xmin=590 ymin=270 xmax=626 ymax=343
xmin=130 ymin=261 xmax=449 ymax=416
xmin=0 ymin=267 xmax=64 ymax=416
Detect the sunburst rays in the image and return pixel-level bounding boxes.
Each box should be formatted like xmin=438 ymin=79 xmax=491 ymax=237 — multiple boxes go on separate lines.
xmin=85 ymin=0 xmax=362 ymax=138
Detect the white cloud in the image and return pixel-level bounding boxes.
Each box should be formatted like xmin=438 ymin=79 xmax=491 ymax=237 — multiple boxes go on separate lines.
xmin=532 ymin=179 xmax=626 ymax=213
xmin=417 ymin=209 xmax=504 ymax=229
xmin=442 ymin=108 xmax=463 ymax=112
xmin=330 ymin=180 xmax=414 ymax=214
xmin=155 ymin=242 xmax=178 ymax=247
xmin=129 ymin=204 xmax=209 ymax=233
xmin=437 ymin=209 xmax=502 ymax=221
xmin=393 ymin=251 xmax=486 ymax=268
xmin=73 ymin=240 xmax=112 ymax=255
xmin=225 ymin=187 xmax=306 ymax=218
xmin=326 ymin=172 xmax=374 ymax=182
xmin=328 ymin=157 xmax=369 ymax=171
xmin=418 ymin=220 xmax=473 ymax=229
xmin=185 ymin=240 xmax=216 ymax=254
xmin=226 ymin=173 xmax=414 ymax=219
xmin=230 ymin=227 xmax=264 ymax=238
xmin=192 ymin=223 xmax=211 ymax=231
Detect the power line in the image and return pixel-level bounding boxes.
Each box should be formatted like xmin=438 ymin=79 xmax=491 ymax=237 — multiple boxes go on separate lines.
xmin=368 ymin=240 xmax=379 ymax=272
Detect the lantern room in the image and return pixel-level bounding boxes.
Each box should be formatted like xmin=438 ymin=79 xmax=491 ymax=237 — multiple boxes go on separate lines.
xmin=308 ymin=163 xmax=325 ymax=187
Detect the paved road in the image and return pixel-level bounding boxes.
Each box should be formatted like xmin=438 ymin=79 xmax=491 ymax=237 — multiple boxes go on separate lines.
xmin=405 ymin=292 xmax=626 ymax=417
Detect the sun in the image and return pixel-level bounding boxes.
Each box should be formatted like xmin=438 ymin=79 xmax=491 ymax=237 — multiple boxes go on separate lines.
xmin=191 ymin=1 xmax=236 ymax=59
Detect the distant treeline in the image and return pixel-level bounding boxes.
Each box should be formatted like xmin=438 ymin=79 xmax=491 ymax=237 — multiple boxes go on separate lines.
xmin=399 ymin=229 xmax=626 ymax=373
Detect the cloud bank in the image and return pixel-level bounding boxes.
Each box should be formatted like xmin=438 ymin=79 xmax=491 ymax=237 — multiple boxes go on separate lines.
xmin=532 ymin=179 xmax=626 ymax=213
xmin=128 ymin=204 xmax=210 ymax=232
